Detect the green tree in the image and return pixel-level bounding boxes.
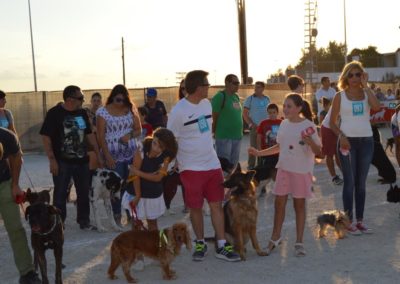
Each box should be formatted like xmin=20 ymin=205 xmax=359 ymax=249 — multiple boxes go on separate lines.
xmin=349 ymin=46 xmax=381 ymax=67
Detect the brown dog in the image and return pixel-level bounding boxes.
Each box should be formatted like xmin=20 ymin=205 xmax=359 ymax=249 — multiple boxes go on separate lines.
xmin=25 ymin=203 xmax=64 ymax=284
xmin=317 ymin=210 xmax=351 ymax=239
xmin=222 ymin=164 xmax=268 ymax=260
xmin=108 ymin=222 xmax=191 ymax=283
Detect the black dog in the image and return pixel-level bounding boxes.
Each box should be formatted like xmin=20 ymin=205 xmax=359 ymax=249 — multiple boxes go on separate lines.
xmin=251 ymin=162 xmax=277 ymax=197
xmin=25 ymin=188 xmax=51 ymax=204
xmin=387 ymin=184 xmax=400 ymax=203
xmin=371 ymin=126 xmax=396 ymax=184
xmin=25 ymin=203 xmax=64 ymax=284
xmin=386 ymin=137 xmax=395 ymax=153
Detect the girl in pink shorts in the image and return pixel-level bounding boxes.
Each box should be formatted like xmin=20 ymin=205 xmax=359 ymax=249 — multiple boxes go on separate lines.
xmin=249 ymin=93 xmax=321 ymax=257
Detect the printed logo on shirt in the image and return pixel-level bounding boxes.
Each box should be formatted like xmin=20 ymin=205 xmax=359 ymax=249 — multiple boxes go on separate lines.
xmin=232 ymin=102 xmax=241 ymax=109
xmin=352 ymin=102 xmax=364 ymax=116
xmin=197 ymin=115 xmax=210 ymax=133
xmin=74 ymin=116 xmax=87 ymax=129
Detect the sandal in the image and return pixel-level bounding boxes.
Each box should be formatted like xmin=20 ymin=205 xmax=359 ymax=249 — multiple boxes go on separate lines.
xmin=266 ymin=237 xmax=282 ymax=255
xmin=294 ymin=243 xmax=306 ymax=257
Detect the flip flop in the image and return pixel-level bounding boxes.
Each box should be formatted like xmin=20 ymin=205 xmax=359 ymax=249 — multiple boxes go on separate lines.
xmin=294 ymin=243 xmax=306 ymax=257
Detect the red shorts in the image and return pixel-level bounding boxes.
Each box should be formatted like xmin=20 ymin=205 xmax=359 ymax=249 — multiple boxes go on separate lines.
xmin=179 ymin=169 xmax=224 ymax=209
xmin=321 ymin=125 xmax=338 ymax=156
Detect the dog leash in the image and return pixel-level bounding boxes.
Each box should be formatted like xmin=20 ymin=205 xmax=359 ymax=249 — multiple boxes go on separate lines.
xmin=22 ymin=163 xmax=36 ymax=189
xmin=129 ymin=203 xmax=147 ymax=231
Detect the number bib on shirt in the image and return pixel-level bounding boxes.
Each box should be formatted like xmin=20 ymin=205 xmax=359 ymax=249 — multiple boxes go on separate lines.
xmin=352 ymin=102 xmax=364 ymax=116
xmin=197 ymin=115 xmax=209 ymax=133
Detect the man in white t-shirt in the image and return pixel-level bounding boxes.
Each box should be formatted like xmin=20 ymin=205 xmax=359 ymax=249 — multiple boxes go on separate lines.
xmin=315 ymin=77 xmax=336 ymax=122
xmin=167 ymin=70 xmax=240 ymax=263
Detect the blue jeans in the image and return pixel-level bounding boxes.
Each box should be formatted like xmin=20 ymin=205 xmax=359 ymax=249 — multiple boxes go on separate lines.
xmin=52 ymin=161 xmax=90 ymax=225
xmin=110 ymin=160 xmax=131 ymax=215
xmin=338 ymin=136 xmax=374 ymax=221
xmin=215 ymin=138 xmax=242 ymax=166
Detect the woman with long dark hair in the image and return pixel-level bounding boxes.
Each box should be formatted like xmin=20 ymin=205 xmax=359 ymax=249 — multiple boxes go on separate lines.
xmin=96 ymin=84 xmax=141 ymax=225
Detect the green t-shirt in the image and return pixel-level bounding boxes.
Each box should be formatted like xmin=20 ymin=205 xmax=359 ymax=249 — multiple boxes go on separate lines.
xmin=211 ymin=90 xmax=243 ymax=139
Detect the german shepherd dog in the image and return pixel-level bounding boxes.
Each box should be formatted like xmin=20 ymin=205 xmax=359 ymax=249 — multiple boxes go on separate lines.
xmin=222 ymin=164 xmax=267 ymax=260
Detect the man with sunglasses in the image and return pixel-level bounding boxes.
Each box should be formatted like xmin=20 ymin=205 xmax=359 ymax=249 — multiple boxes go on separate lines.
xmin=40 ymin=85 xmax=102 ymax=231
xmin=211 ymin=74 xmax=243 ymax=167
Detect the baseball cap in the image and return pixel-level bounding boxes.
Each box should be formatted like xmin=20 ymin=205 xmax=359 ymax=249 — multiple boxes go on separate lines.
xmin=146 ymin=88 xmax=157 ymax=97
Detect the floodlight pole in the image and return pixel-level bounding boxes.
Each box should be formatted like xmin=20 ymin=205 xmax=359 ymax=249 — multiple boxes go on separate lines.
xmin=343 ymin=0 xmax=348 ymax=64
xmin=28 ymin=0 xmax=37 ymax=91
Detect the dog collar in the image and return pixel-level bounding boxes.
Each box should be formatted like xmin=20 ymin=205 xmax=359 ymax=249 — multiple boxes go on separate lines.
xmin=33 ymin=214 xmax=60 ymax=236
xmin=159 ymin=229 xmax=174 ymax=254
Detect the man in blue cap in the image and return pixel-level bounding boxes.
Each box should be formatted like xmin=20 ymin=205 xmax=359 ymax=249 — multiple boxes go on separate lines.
xmin=144 ymin=88 xmax=168 ymax=129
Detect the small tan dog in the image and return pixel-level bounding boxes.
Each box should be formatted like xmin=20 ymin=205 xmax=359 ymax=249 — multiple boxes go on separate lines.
xmin=317 ymin=210 xmax=350 ymax=239
xmin=107 ymin=222 xmax=191 ymax=283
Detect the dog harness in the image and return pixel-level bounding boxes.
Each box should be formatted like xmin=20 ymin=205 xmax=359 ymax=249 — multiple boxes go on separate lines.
xmin=159 ymin=229 xmax=174 ymax=254
xmin=33 ymin=214 xmax=61 ymax=236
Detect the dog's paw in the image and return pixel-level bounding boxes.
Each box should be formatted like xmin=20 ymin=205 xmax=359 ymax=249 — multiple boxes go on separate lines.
xmin=97 ymin=226 xmax=107 ymax=233
xmin=257 ymin=250 xmax=268 ymax=256
xmin=113 ymin=225 xmax=124 ymax=232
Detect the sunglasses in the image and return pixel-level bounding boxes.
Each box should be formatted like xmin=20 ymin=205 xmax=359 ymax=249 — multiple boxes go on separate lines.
xmin=231 ymin=81 xmax=240 ymax=86
xmin=114 ymin=97 xmax=125 ymax=103
xmin=347 ymin=72 xmax=362 ymax=79
xmin=70 ymin=96 xmax=84 ymax=101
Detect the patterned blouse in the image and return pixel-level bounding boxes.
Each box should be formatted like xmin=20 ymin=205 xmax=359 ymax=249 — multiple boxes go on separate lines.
xmin=96 ymin=107 xmax=138 ymax=163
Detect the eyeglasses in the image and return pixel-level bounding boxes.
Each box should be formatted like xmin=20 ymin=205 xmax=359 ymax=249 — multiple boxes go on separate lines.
xmin=114 ymin=97 xmax=125 ymax=103
xmin=70 ymin=96 xmax=84 ymax=101
xmin=230 ymin=81 xmax=240 ymax=86
xmin=347 ymin=72 xmax=362 ymax=79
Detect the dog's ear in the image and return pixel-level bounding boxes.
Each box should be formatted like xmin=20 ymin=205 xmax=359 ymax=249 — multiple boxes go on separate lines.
xmin=25 ymin=206 xmax=31 ymax=221
xmin=166 ymin=227 xmax=176 ymax=250
xmin=48 ymin=205 xmax=61 ymax=215
xmin=234 ymin=163 xmax=242 ymax=173
xmin=245 ymin=170 xmax=256 ymax=183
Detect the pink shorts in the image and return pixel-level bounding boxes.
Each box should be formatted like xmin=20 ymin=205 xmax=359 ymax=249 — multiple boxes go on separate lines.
xmin=179 ymin=169 xmax=224 ymax=209
xmin=273 ymin=168 xmax=314 ymax=199
xmin=321 ymin=125 xmax=338 ymax=156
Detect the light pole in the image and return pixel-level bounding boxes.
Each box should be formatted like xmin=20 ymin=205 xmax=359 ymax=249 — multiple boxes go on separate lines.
xmin=28 ymin=0 xmax=37 ymax=91
xmin=343 ymin=0 xmax=348 ymax=64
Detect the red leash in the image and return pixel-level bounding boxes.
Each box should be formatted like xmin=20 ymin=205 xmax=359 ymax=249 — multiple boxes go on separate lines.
xmin=129 ymin=203 xmax=147 ymax=231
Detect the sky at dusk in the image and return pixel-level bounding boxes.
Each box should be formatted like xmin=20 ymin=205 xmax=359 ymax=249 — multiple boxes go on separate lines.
xmin=1 ymin=0 xmax=399 ymax=92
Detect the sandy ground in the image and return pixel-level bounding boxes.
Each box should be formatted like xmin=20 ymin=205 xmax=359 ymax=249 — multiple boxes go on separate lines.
xmin=1 ymin=127 xmax=400 ymax=284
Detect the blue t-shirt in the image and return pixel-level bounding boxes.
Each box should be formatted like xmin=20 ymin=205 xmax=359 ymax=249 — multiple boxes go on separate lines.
xmin=243 ymin=95 xmax=270 ymax=125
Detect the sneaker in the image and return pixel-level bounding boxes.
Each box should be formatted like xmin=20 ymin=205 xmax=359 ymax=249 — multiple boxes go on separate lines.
xmin=332 ymin=175 xmax=344 ymax=185
xmin=346 ymin=224 xmax=362 ymax=236
xmin=192 ymin=241 xmax=208 ymax=261
xmin=79 ymin=223 xmax=97 ymax=231
xmin=19 ymin=270 xmax=41 ymax=284
xmin=215 ymin=243 xmax=240 ymax=262
xmin=356 ymin=222 xmax=373 ymax=234
xmin=164 ymin=208 xmax=176 ymax=216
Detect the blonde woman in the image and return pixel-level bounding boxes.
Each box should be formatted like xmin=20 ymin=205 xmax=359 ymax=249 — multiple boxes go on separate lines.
xmin=329 ymin=61 xmax=380 ymax=235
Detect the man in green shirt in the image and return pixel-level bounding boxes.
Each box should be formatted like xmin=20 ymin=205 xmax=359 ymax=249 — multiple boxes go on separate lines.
xmin=211 ymin=74 xmax=243 ymax=166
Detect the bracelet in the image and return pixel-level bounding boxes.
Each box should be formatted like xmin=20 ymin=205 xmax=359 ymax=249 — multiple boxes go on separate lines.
xmin=127 ymin=175 xmax=138 ymax=182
